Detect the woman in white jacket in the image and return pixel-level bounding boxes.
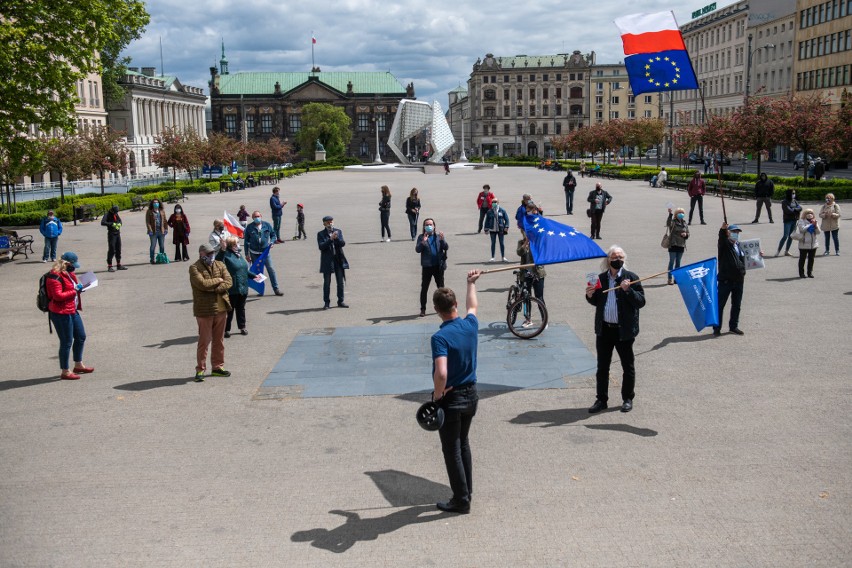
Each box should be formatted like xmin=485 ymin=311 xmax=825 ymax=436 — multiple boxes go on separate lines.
xmin=796 ymin=208 xmax=821 ymax=278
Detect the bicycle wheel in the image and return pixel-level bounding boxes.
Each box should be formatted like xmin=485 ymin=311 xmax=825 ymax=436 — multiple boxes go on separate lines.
xmin=507 ymin=296 xmax=548 ymax=339
xmin=506 ymin=285 xmax=519 ymax=311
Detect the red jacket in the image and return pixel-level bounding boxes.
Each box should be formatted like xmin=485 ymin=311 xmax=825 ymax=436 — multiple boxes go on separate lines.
xmin=687 ymin=177 xmax=706 ymax=197
xmin=477 ymin=191 xmax=494 ymax=209
xmin=47 ymin=270 xmax=81 ymax=315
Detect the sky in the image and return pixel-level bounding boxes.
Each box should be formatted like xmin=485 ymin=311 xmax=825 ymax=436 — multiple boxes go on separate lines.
xmin=122 ymin=0 xmax=725 ymax=107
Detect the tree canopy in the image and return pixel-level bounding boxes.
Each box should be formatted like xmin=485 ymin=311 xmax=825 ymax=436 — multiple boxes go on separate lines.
xmin=296 ymin=103 xmax=352 ymax=159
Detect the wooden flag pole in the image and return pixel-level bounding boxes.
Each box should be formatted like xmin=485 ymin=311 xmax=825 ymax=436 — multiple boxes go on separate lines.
xmin=481 ymin=263 xmax=535 ymax=275
xmin=599 ymin=270 xmax=670 ymax=293
xmin=717 ymin=163 xmax=728 ymax=224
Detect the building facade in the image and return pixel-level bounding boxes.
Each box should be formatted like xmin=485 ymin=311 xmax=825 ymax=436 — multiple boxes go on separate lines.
xmin=107 ymin=67 xmax=207 ymax=176
xmin=792 ymin=0 xmax=852 ymax=109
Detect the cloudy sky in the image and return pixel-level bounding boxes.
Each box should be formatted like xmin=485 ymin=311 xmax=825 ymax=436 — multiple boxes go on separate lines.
xmin=122 ymin=0 xmax=723 ymax=106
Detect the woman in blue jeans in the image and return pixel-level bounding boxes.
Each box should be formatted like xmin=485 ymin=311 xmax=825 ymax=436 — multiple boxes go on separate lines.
xmin=776 ymin=190 xmax=801 ymax=256
xmin=145 ymin=198 xmax=168 ymax=263
xmin=483 ymin=199 xmax=510 ymax=262
xmin=46 ymin=252 xmax=93 ymax=380
xmin=666 ymin=207 xmax=689 ymax=284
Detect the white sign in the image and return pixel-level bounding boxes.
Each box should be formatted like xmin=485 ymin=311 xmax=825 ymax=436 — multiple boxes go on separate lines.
xmin=77 ymin=271 xmax=98 ymax=291
xmin=740 ymin=238 xmax=764 ymax=270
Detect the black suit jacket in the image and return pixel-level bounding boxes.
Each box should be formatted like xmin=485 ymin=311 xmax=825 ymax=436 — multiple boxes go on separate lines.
xmin=317 ymin=228 xmax=346 ymax=274
xmin=586 ymin=269 xmax=645 ymax=340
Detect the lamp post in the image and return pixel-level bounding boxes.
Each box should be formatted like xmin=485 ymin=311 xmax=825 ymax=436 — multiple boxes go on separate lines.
xmin=459 ymin=108 xmax=468 ymax=162
xmin=743 ymin=34 xmax=775 ymax=172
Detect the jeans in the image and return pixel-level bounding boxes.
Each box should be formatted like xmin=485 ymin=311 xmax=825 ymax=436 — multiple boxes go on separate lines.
xmin=196 ymin=313 xmax=227 ymax=372
xmin=438 ymin=383 xmax=478 ymax=503
xmin=477 ymin=208 xmax=488 ymax=232
xmin=49 ymin=311 xmax=86 ymax=370
xmin=420 ymin=266 xmax=445 ymax=310
xmin=564 ymin=189 xmax=574 ymax=214
xmin=149 ymin=233 xmax=165 ymax=260
xmin=667 ymin=250 xmax=684 ymax=274
xmin=716 ymin=279 xmax=744 ymax=330
xmin=798 ymin=248 xmax=816 ymax=276
xmin=689 ymin=195 xmax=704 ymax=223
xmin=43 ymin=237 xmax=58 ymax=261
xmin=272 ymin=215 xmax=282 ymax=240
xmin=323 ymin=265 xmax=345 ymax=305
xmin=754 ymin=197 xmax=773 ymax=221
xmin=407 ymin=213 xmax=419 ymax=239
xmin=777 ymin=221 xmax=796 ymax=253
xmin=489 ymin=231 xmax=505 ymax=258
xmin=595 ymin=324 xmax=635 ymax=403
xmin=295 ymin=223 xmax=306 ymax=240
xmin=380 ymin=210 xmax=391 ymax=239
xmin=590 ymin=210 xmax=604 ymax=238
xmin=249 ymin=249 xmax=279 ymax=290
xmin=226 ymin=293 xmax=247 ymax=332
xmin=824 ymin=229 xmax=839 ymax=253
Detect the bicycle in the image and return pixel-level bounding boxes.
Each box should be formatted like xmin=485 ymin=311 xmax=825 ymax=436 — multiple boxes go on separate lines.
xmin=505 ymin=269 xmax=548 ymax=339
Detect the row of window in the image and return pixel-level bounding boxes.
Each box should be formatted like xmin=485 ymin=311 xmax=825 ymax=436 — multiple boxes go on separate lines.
xmin=799 ymin=0 xmax=852 ymax=29
xmin=482 ymin=73 xmax=585 ymax=84
xmin=797 ymin=64 xmax=852 ymax=91
xmin=686 ymin=17 xmax=747 ymax=54
xmin=224 ymin=114 xmax=305 ymax=135
xmin=798 ymin=29 xmax=852 ymax=60
xmin=76 ymin=79 xmax=100 ymax=109
xmin=484 ymin=86 xmax=584 ymax=101
xmin=356 ymin=114 xmax=387 ymax=131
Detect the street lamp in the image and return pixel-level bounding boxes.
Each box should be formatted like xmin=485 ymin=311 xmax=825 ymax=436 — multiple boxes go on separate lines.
xmin=459 ymin=108 xmax=468 ymax=162
xmin=745 ymin=34 xmax=776 ymax=103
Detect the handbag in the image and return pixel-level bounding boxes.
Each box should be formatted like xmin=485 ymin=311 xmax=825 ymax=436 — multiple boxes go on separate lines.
xmin=586 ymin=208 xmax=592 ymax=218
xmin=790 ymin=223 xmax=803 ymax=241
xmin=155 ymin=252 xmax=170 ymax=264
xmin=661 ymin=226 xmax=671 ymax=249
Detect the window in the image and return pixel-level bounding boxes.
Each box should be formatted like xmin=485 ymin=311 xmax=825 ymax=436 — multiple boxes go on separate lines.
xmin=529 ymin=105 xmax=536 ymax=116
xmin=517 ymin=75 xmax=523 ymax=82
xmin=503 ymin=106 xmax=510 ymax=118
xmin=555 ymin=105 xmax=562 ymax=116
xmin=543 ymin=74 xmax=549 ymax=81
xmin=491 ymin=124 xmax=497 ymax=135
xmin=516 ymin=88 xmax=523 ymax=101
xmin=569 ymin=73 xmax=576 ymax=81
xmin=612 ymin=96 xmax=620 ymax=104
xmin=289 ymin=114 xmax=301 ymax=133
xmin=555 ymin=122 xmax=561 ymax=134
xmin=543 ymin=105 xmax=549 ymax=116
xmin=644 ymin=95 xmax=653 ymax=104
xmin=577 ymin=73 xmax=583 ymax=80
xmin=484 ymin=89 xmax=496 ymax=100
xmin=504 ymin=75 xmax=509 ymax=82
xmin=504 ymin=89 xmax=510 ymax=100
xmin=491 ymin=75 xmax=496 ymax=83
xmin=484 ymin=107 xmax=496 ymax=118
xmin=596 ymin=96 xmax=603 ymax=104
xmin=612 ymin=82 xmax=621 ymax=90
xmin=529 ymin=123 xmax=536 ymax=135
xmin=628 ymin=110 xmax=636 ymax=118
xmin=529 ymin=88 xmax=535 ymax=99
xmin=543 ymin=87 xmax=549 ymax=99
xmin=529 ymin=74 xmax=536 ymax=81
xmin=359 ymin=140 xmax=369 ymax=157
xmin=377 ymin=114 xmax=387 ymax=131
xmin=225 ymin=114 xmax=237 ymax=135
xmin=542 ymin=124 xmax=548 ymax=135
xmin=483 ymin=76 xmax=488 ymax=83
xmin=644 ymin=110 xmax=653 ymax=118
xmin=245 ymin=115 xmax=255 ymax=135
xmin=628 ymin=95 xmax=635 ymax=104
xmin=261 ymin=114 xmax=272 ymax=134
xmin=504 ymin=124 xmax=510 ymax=135
xmin=555 ymin=87 xmax=562 ymax=98
xmin=611 ymin=111 xmax=619 ymax=119
xmin=516 ymin=124 xmax=523 ymax=135
xmin=571 ymin=86 xmax=583 ymax=98
xmin=357 ymin=113 xmax=370 ymax=132
xmin=556 ymin=74 xmax=561 ymax=81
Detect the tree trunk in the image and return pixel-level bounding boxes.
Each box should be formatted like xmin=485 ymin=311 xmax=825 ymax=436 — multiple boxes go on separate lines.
xmin=100 ymin=170 xmax=105 ymax=194
xmin=59 ymin=174 xmax=65 ymax=204
xmin=756 ymin=153 xmax=762 ymax=178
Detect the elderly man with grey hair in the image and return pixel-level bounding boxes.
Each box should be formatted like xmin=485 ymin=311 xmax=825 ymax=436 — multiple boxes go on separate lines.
xmin=584 ymin=245 xmax=646 ymax=413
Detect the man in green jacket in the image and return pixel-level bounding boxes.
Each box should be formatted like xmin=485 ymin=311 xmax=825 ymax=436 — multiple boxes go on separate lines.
xmin=189 ymin=243 xmax=233 ymax=381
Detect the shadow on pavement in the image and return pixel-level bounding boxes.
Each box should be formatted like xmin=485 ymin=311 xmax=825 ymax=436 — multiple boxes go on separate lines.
xmin=365 ymin=469 xmax=449 ymax=507
xmin=114 ymin=377 xmax=194 ymax=391
xmin=765 ymin=277 xmax=805 ymax=282
xmin=394 ymin=384 xmax=520 ymax=405
xmin=585 ymin=424 xmax=658 ymax=437
xmin=0 ymin=376 xmax=61 ymax=391
xmin=509 ymin=406 xmax=619 ymax=428
xmin=647 ymin=333 xmax=716 ymax=352
xmin=164 ymin=299 xmax=193 ymax=305
xmin=143 ymin=336 xmax=197 ymax=349
xmin=366 ymin=313 xmax=422 ymax=325
xmin=477 ymin=287 xmax=508 ymax=294
xmin=267 ymin=307 xmax=328 ymax=315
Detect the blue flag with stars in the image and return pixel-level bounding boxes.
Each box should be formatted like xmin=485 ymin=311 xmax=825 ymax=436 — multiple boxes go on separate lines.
xmin=625 ymin=50 xmax=698 ymax=95
xmin=246 ymin=245 xmax=270 ymax=296
xmin=522 ymin=214 xmax=606 ymax=265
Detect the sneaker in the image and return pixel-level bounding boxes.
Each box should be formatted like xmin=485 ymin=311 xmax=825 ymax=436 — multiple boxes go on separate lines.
xmin=502 ymin=257 xmax=509 ymax=262
xmin=836 ymin=252 xmax=840 ymax=256
xmin=385 ymin=238 xmax=391 ymax=242
xmin=784 ymin=251 xmax=793 ymax=257
xmin=224 ymin=331 xmax=230 ymax=338
xmin=823 ymin=250 xmax=830 ymax=256
xmin=240 ymin=329 xmax=248 ymax=335
xmin=211 ymin=368 xmax=231 ymax=377
xmin=117 ymin=265 xmax=128 ymax=270
xmin=489 ymin=258 xmax=495 ymax=263
xmin=522 ymin=320 xmax=534 ymax=328
xmin=42 ymin=259 xmax=48 ymax=263
xmin=108 ymin=266 xmax=115 ymax=272
xmin=774 ymin=250 xmax=781 ymax=257
xmin=194 ymin=371 xmax=205 ymax=382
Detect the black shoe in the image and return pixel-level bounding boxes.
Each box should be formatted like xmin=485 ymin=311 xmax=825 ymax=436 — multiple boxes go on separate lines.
xmin=224 ymin=331 xmax=231 ymax=338
xmin=107 ymin=266 xmax=115 ymax=272
xmin=420 ymin=308 xmax=426 ymax=317
xmin=323 ymin=303 xmax=330 ymax=310
xmin=713 ymin=327 xmax=721 ymax=336
xmin=729 ymin=328 xmax=744 ymax=335
xmin=436 ymin=499 xmax=470 ymax=514
xmin=621 ymin=399 xmax=633 ymax=412
xmin=808 ymin=274 xmax=814 ymax=278
xmin=117 ymin=265 xmax=128 ymax=270
xmin=240 ymin=329 xmax=248 ymax=336
xmin=150 ymin=259 xmax=155 ymax=265
xmin=338 ymin=302 xmax=349 ymax=308
xmin=700 ymin=221 xmax=707 ymax=225
xmin=769 ymin=219 xmax=774 ymax=224
xmin=751 ymin=219 xmax=759 ymax=224
xmin=800 ymin=273 xmax=806 ymax=278
xmin=588 ymin=400 xmax=607 ymax=413
xmin=274 ymin=289 xmax=284 ymax=296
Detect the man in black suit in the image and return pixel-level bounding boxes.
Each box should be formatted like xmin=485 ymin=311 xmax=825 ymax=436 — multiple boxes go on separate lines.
xmin=317 ymin=215 xmax=348 ymax=310
xmin=585 ymin=246 xmax=645 ymax=413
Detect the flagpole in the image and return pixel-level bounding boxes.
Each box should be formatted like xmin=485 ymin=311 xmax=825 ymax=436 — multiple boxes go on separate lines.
xmin=599 ymin=270 xmax=670 ymax=293
xmin=481 ymin=263 xmax=535 ymax=275
xmin=311 ymin=31 xmax=315 ymax=70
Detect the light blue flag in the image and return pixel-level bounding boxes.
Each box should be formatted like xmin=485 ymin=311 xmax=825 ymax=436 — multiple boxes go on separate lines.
xmin=670 ymin=258 xmax=720 ymax=331
xmin=247 ymin=245 xmax=271 ymax=296
xmin=522 ymin=214 xmax=606 ymax=265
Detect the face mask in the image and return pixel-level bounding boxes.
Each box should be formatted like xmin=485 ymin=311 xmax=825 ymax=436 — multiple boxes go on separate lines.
xmin=826 ymin=199 xmax=831 ymax=203
xmin=202 ymin=255 xmax=214 ymax=265
xmin=676 ymin=213 xmax=685 ymax=220
xmin=153 ymin=203 xmax=159 ymax=209
xmin=492 ymin=204 xmax=499 ymax=209
xmin=610 ymin=259 xmax=624 ymax=269
xmin=253 ymin=217 xmax=262 ymax=224
xmin=175 ymin=208 xmax=182 ymax=214
xmin=729 ymin=233 xmax=740 ymax=242
xmin=425 ymin=225 xmax=434 ymax=233
xmin=807 ymin=215 xmax=814 ymax=221
xmin=792 ymin=194 xmax=796 ymax=200
xmin=48 ymin=216 xmax=54 ymax=221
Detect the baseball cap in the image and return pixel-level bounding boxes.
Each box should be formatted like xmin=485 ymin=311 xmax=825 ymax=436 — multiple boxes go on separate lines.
xmin=60 ymin=252 xmax=80 ymax=268
xmin=727 ymin=224 xmax=742 ymax=232
xmin=297 ymin=203 xmax=304 ymax=208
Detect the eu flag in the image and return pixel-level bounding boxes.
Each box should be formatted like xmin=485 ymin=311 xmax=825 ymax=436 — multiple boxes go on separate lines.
xmin=522 ymin=215 xmax=606 ymax=265
xmin=670 ymin=258 xmax=720 ymax=331
xmin=625 ymin=50 xmax=699 ymax=95
xmin=247 ymin=245 xmax=270 ymax=296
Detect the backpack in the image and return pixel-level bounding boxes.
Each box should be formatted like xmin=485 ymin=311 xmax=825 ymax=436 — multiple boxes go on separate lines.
xmin=37 ymin=272 xmax=60 ymax=313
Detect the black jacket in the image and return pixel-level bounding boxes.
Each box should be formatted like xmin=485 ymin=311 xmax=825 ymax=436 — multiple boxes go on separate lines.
xmin=317 ymin=228 xmax=346 ymax=274
xmin=781 ymin=198 xmax=802 ymax=222
xmin=563 ymin=173 xmax=576 ymax=191
xmin=717 ymin=229 xmax=746 ymax=282
xmin=101 ymin=210 xmax=122 ymax=234
xmin=586 ymin=269 xmax=645 ymax=340
xmin=587 ymin=189 xmax=612 ymax=212
xmin=754 ymin=176 xmax=775 ymax=198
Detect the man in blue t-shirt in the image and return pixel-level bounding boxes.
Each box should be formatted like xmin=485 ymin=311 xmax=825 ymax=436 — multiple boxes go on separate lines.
xmin=429 ymin=269 xmax=481 ymax=514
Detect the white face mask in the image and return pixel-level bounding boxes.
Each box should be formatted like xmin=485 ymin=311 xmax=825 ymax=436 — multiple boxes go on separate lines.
xmin=729 ymin=233 xmax=740 ymax=242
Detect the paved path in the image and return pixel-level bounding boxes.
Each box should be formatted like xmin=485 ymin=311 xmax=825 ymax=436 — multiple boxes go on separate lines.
xmin=1 ymin=167 xmax=850 ymax=567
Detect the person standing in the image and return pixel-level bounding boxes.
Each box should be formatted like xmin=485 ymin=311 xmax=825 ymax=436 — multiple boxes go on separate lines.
xmin=405 ymin=188 xmax=421 ymax=240
xmin=776 ymin=190 xmax=802 ymax=257
xmin=379 ymin=185 xmax=392 ymax=242
xmin=752 ymin=172 xmax=775 ymax=223
xmin=415 ymin=218 xmax=448 ymax=317
xmin=270 ymin=187 xmax=286 ymax=243
xmin=814 ymin=158 xmax=825 ymax=181
xmin=189 ymin=243 xmax=232 ymax=382
xmin=819 ymin=193 xmax=841 ymax=256
xmin=318 ymin=215 xmax=349 ymax=309
xmin=515 ymin=194 xmax=532 ymax=229
xmin=208 ymin=219 xmax=231 ymax=252
xmin=484 ymin=199 xmax=510 ymax=262
xmin=237 ymin=205 xmax=250 ymax=228
xmin=476 ymin=185 xmax=494 ymax=233
xmin=586 ymin=183 xmax=612 ymax=240
xmin=145 ymin=198 xmax=168 ymax=264
xmin=294 ymin=204 xmax=307 ymax=240
xmin=244 ymin=211 xmax=283 ymax=296
xmin=686 ymin=171 xmax=707 ymax=225
xmin=101 ymin=205 xmax=127 ymax=272
xmin=666 ymin=207 xmax=690 ymax=285
xmin=430 ymin=269 xmax=482 ymax=514
xmin=219 ymin=236 xmax=257 ymax=337
xmin=796 ymin=209 xmax=821 ymax=278
xmin=715 ymin=223 xmax=749 ymax=336
xmin=167 ymin=204 xmax=191 ymax=262
xmin=39 ymin=210 xmax=62 ymax=263
xmin=516 ymin=233 xmax=546 ymax=326
xmin=580 ymin=160 xmax=587 ymax=178
xmin=585 ymin=246 xmax=644 ymax=413
xmin=562 ymin=170 xmax=577 ymax=215
xmin=46 ymin=252 xmax=94 ymax=380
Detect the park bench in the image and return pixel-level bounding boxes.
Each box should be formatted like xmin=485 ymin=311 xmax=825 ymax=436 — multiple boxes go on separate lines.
xmin=75 ymin=204 xmax=99 ymax=222
xmin=0 ymin=230 xmax=35 ymax=261
xmin=259 ymin=175 xmax=274 ymax=185
xmin=219 ymin=181 xmax=229 ymax=192
xmin=165 ymin=190 xmax=182 ymax=203
xmin=131 ymin=196 xmax=146 ymax=211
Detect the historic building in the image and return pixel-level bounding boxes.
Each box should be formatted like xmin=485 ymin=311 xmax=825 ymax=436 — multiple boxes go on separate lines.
xmin=792 ymin=0 xmax=852 ymax=110
xmin=107 ymin=67 xmax=207 ymax=176
xmin=208 ymin=46 xmax=414 ymax=161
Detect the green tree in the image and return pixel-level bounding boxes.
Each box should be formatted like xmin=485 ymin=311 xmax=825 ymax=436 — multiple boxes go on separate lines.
xmin=82 ymin=126 xmax=128 ymax=194
xmin=296 ymin=103 xmax=352 ymax=159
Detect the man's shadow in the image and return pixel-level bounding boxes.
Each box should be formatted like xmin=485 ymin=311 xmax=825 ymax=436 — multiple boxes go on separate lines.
xmin=510 ymin=406 xmax=619 ymax=428
xmin=291 ymin=469 xmax=451 ymax=553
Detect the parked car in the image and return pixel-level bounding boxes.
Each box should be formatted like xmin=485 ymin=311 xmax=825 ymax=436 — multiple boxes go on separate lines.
xmin=792 ymin=153 xmax=826 ymax=170
xmin=645 ymin=149 xmax=658 ymax=159
xmin=268 ymin=163 xmax=294 ymax=170
xmin=712 ymin=153 xmax=732 ymax=166
xmin=687 ymin=152 xmax=703 ymax=164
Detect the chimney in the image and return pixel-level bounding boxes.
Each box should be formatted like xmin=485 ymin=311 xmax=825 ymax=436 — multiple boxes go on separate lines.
xmin=141 ymin=67 xmax=156 ymax=77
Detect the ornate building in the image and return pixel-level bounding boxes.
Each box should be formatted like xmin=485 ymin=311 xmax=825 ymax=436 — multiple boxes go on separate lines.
xmin=208 ymin=47 xmax=414 ymax=161
xmin=792 ymin=0 xmax=852 ymax=110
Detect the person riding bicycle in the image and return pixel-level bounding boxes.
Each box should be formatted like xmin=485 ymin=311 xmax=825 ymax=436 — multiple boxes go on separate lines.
xmin=516 ymin=232 xmax=546 ymax=328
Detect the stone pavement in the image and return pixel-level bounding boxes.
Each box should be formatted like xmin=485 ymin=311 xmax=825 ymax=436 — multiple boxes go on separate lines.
xmin=1 ymin=167 xmax=850 ymax=567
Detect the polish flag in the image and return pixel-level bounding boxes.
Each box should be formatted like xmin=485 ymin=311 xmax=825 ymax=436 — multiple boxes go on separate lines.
xmin=614 ymin=11 xmax=686 ymax=55
xmin=312 ymin=35 xmax=317 ymax=44
xmin=223 ymin=210 xmax=244 ymax=239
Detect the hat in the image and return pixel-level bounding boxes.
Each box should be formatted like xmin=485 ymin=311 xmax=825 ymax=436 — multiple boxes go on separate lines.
xmin=60 ymin=252 xmax=80 ymax=268
xmin=727 ymin=224 xmax=742 ymax=232
xmin=199 ymin=243 xmax=216 ymax=254
xmin=297 ymin=203 xmax=304 ymax=208
xmin=322 ymin=215 xmax=334 ymax=222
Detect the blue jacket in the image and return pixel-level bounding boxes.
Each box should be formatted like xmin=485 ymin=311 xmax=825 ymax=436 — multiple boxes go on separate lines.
xmin=484 ymin=207 xmax=510 ymax=233
xmin=270 ymin=194 xmax=284 ymax=217
xmin=40 ymin=216 xmax=63 ymax=238
xmin=244 ymin=220 xmax=276 ymax=253
xmin=317 ymin=227 xmax=346 ymax=273
xmin=415 ymin=233 xmax=448 ymax=268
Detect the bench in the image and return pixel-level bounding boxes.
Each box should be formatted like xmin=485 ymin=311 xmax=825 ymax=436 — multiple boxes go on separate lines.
xmin=75 ymin=204 xmax=99 ymax=222
xmin=259 ymin=175 xmax=274 ymax=185
xmin=219 ymin=181 xmax=230 ymax=192
xmin=0 ymin=231 xmax=35 ymax=261
xmin=131 ymin=196 xmax=146 ymax=211
xmin=165 ymin=190 xmax=182 ymax=203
